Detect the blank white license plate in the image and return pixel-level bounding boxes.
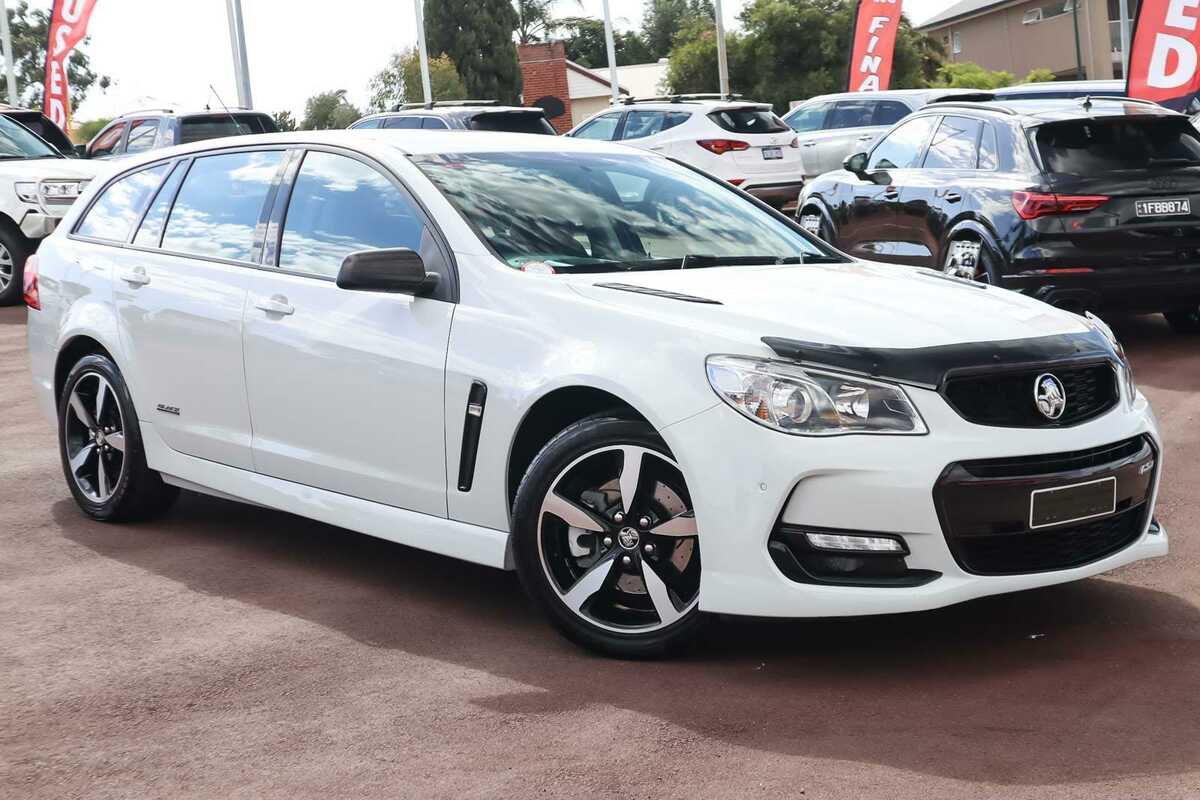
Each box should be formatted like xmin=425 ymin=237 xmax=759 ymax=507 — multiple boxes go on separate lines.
xmin=762 ymin=146 xmax=783 ymax=160
xmin=1029 ymin=476 xmax=1117 ymax=529
xmin=1135 ymin=198 xmax=1190 ymax=217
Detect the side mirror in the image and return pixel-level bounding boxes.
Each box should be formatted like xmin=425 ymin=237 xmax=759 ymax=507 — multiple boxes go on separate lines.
xmin=843 ymin=151 xmax=868 ymax=176
xmin=336 ymin=248 xmax=439 ymax=296
xmin=73 ymin=143 xmax=88 ymax=158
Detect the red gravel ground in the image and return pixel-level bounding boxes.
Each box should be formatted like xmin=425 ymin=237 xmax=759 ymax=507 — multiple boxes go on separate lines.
xmin=2 ymin=304 xmax=1198 ymax=799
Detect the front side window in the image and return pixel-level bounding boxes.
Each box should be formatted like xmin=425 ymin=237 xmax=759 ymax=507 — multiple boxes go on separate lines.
xmin=75 ymin=163 xmax=169 ymax=242
xmin=278 ymin=151 xmax=426 ymax=278
xmin=573 ymin=113 xmax=621 ymax=141
xmin=923 ymin=115 xmax=983 ymax=169
xmin=124 ymin=119 xmax=159 ymax=154
xmin=89 ymin=123 xmax=126 ymax=158
xmin=827 ymin=100 xmax=875 ymax=130
xmin=352 ymin=118 xmax=383 ymax=129
xmin=621 ymin=111 xmax=666 ymax=140
xmin=867 ymin=115 xmax=938 ymax=171
xmin=161 ymin=150 xmax=284 ymax=262
xmin=412 ymin=151 xmax=829 ymax=272
xmin=785 ymin=103 xmax=829 ymax=133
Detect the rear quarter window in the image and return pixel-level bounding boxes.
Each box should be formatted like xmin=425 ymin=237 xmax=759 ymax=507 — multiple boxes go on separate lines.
xmin=75 ymin=164 xmax=170 ymax=242
xmin=707 ymin=107 xmax=789 ymax=134
xmin=1034 ymin=117 xmax=1200 ymax=175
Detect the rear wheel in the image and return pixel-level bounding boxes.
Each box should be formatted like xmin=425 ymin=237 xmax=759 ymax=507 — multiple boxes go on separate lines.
xmin=942 ymin=237 xmax=994 ymax=284
xmin=0 ymin=228 xmax=29 ymax=306
xmin=1164 ymin=307 xmax=1200 ymax=334
xmin=512 ymin=417 xmax=704 ymax=658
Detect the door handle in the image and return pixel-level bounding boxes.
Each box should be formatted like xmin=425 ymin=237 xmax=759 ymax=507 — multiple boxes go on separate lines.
xmin=254 ymin=294 xmax=294 ymax=316
xmin=944 ymin=191 xmax=962 ymax=202
xmin=118 ymin=267 xmax=150 ymax=286
xmin=883 ymin=187 xmax=900 ymax=200
xmin=856 ymin=134 xmax=874 ymax=141
xmin=802 ymin=141 xmax=817 ymax=147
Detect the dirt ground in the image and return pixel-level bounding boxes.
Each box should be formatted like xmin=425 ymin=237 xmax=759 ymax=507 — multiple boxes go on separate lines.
xmin=2 ymin=303 xmax=1198 ymax=800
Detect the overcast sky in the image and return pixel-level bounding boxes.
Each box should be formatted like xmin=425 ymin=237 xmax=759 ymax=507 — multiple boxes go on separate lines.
xmin=39 ymin=0 xmax=951 ymax=124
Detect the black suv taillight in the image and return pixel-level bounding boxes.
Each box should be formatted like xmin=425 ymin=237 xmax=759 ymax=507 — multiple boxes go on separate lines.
xmin=1012 ymin=190 xmax=1110 ymax=220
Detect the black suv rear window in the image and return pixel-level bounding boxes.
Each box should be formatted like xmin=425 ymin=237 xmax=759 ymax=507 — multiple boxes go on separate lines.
xmin=707 ymin=107 xmax=789 ymax=134
xmin=180 ymin=114 xmax=278 ymax=144
xmin=469 ymin=112 xmax=555 ymax=135
xmin=1034 ymin=116 xmax=1200 ymax=175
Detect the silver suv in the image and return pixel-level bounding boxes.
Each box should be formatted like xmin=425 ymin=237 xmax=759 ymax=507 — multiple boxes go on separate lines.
xmin=782 ymin=89 xmax=980 ymax=177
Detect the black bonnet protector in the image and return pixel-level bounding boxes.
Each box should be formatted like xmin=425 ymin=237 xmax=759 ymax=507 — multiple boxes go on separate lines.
xmin=761 ymin=328 xmax=1118 ymax=390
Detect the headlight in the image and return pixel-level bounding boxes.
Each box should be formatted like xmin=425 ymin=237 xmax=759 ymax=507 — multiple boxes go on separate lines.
xmin=14 ymin=181 xmax=37 ymax=203
xmin=705 ymin=355 xmax=927 ymax=435
xmin=16 ymin=179 xmax=87 ymax=206
xmin=1084 ymin=312 xmax=1137 ymax=408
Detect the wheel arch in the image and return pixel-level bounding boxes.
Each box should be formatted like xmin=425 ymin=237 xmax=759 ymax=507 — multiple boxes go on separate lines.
xmin=799 ymin=194 xmax=835 ymax=232
xmin=54 ymin=335 xmax=116 ymax=403
xmin=941 ymin=217 xmax=1006 ymax=269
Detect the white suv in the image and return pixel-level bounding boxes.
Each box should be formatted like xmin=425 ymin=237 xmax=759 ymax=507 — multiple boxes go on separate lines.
xmin=567 ymin=96 xmax=805 ymax=209
xmin=27 ymin=131 xmax=1165 ymax=657
xmin=0 ymin=114 xmax=101 ymax=304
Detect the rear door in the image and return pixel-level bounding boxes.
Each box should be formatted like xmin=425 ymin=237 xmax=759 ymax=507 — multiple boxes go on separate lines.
xmin=619 ymin=109 xmax=691 ymax=154
xmin=1031 ymin=115 xmax=1200 ymax=279
xmin=784 ymin=101 xmax=831 ymax=176
xmin=241 ymin=148 xmax=454 ymax=515
xmin=815 ymin=99 xmax=885 ymax=177
xmin=571 ymin=111 xmax=623 ymax=141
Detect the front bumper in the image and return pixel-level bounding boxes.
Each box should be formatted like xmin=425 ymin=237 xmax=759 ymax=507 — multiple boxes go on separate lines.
xmin=661 ymin=387 xmax=1165 ymax=618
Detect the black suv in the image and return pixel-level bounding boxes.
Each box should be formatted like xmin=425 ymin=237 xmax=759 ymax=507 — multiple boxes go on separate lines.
xmin=797 ymin=97 xmax=1200 ymax=332
xmin=83 ymin=109 xmax=278 ymax=159
xmin=350 ymin=101 xmax=555 ymax=134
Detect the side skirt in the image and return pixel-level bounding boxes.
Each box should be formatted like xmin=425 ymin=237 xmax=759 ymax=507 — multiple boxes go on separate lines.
xmin=140 ymin=420 xmax=512 ymax=570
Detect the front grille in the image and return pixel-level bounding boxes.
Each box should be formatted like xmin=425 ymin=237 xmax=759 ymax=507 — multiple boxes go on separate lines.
xmin=951 ymin=504 xmax=1149 ymax=575
xmin=942 ymin=361 xmax=1118 ymax=427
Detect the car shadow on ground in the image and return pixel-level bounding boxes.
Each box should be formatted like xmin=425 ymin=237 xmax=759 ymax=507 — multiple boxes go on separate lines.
xmin=57 ymin=489 xmax=1200 ymax=789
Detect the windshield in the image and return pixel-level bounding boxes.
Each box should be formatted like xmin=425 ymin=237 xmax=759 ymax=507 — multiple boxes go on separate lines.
xmin=1034 ymin=116 xmax=1200 ymax=174
xmin=469 ymin=111 xmax=555 ymax=135
xmin=411 ymin=151 xmax=832 ymax=272
xmin=0 ymin=114 xmax=59 ymax=159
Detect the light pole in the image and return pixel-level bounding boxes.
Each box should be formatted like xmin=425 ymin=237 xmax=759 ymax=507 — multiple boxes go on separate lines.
xmin=414 ymin=0 xmax=432 ymax=105
xmin=601 ymin=0 xmax=620 ymax=103
xmin=714 ymin=0 xmax=729 ymax=96
xmin=0 ymin=0 xmax=16 ymax=105
xmin=225 ymin=0 xmax=253 ymax=108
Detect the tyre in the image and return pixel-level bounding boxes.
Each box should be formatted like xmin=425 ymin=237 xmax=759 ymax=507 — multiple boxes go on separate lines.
xmin=1164 ymin=307 xmax=1200 ymax=334
xmin=798 ymin=206 xmax=833 ymax=243
xmin=0 ymin=225 xmax=29 ymax=306
xmin=942 ymin=236 xmax=996 ymax=284
xmin=512 ymin=417 xmax=705 ymax=658
xmin=58 ymin=354 xmax=179 ymax=521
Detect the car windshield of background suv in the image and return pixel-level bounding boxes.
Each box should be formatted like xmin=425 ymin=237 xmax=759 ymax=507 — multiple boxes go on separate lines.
xmin=0 ymin=115 xmax=59 ymax=160
xmin=1034 ymin=117 xmax=1200 ymax=175
xmin=412 ymin=151 xmax=834 ymax=273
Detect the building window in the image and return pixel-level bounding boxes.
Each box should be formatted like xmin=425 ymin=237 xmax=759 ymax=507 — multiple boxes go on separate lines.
xmin=1024 ymin=0 xmax=1075 ymax=24
xmin=952 ymin=31 xmax=962 ymax=54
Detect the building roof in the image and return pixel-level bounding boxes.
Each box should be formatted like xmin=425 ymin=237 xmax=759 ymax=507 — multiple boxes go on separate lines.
xmin=917 ymin=0 xmax=1013 ymax=29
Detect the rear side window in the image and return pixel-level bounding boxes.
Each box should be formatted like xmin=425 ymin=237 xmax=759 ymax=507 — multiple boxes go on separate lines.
xmin=923 ymin=115 xmax=983 ymax=169
xmin=978 ymin=123 xmax=999 ymax=169
xmin=179 ymin=114 xmax=272 ymax=144
xmin=868 ymin=115 xmax=938 ymax=171
xmin=162 ymin=150 xmax=284 ymax=262
xmin=278 ymin=151 xmax=427 ymax=279
xmin=827 ymin=100 xmax=874 ymax=130
xmin=873 ymin=100 xmax=910 ymax=126
xmin=422 ymin=117 xmax=449 ymax=129
xmin=124 ymin=119 xmax=158 ymax=154
xmin=89 ymin=123 xmax=126 ymax=158
xmin=785 ymin=103 xmax=829 ymax=133
xmin=707 ymin=107 xmax=789 ymax=134
xmin=133 ymin=162 xmax=186 ymax=247
xmin=470 ymin=112 xmax=555 ymax=134
xmin=573 ymin=112 xmax=621 ymax=140
xmin=383 ymin=116 xmax=423 ymax=129
xmin=1034 ymin=117 xmax=1200 ymax=175
xmin=621 ymin=110 xmax=666 ymax=140
xmin=351 ymin=118 xmax=383 ymax=129
xmin=75 ymin=164 xmax=169 ymax=242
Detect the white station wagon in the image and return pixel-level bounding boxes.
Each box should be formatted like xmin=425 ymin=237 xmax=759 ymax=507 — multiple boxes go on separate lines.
xmin=26 ymin=131 xmax=1165 ymax=657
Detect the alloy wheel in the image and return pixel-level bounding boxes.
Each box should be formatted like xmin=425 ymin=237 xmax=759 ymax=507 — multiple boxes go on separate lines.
xmin=799 ymin=212 xmax=824 ymax=238
xmin=63 ymin=372 xmax=127 ymax=503
xmin=536 ymin=445 xmax=700 ymax=633
xmin=943 ymin=239 xmax=989 ymax=283
xmin=0 ymin=242 xmax=12 ymax=293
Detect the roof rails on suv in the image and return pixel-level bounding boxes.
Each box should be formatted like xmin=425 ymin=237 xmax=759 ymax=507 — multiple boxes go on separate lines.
xmin=391 ymin=99 xmax=500 ymax=111
xmin=615 ymin=93 xmax=748 ymax=105
xmin=926 ymin=94 xmax=1167 ymax=117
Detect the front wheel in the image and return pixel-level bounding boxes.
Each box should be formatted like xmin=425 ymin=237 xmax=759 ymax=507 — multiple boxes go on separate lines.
xmin=798 ymin=206 xmax=833 ymax=242
xmin=512 ymin=417 xmax=704 ymax=658
xmin=942 ymin=237 xmax=995 ymax=284
xmin=0 ymin=227 xmax=29 ymax=306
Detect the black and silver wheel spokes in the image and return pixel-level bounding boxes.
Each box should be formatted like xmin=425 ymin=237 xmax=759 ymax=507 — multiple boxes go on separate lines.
xmin=943 ymin=239 xmax=988 ymax=283
xmin=64 ymin=373 xmax=126 ymax=503
xmin=538 ymin=445 xmax=700 ymax=633
xmin=0 ymin=243 xmax=12 ymax=293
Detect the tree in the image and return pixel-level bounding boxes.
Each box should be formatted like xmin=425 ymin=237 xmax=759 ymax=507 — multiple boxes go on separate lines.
xmin=932 ymin=63 xmax=1057 ymax=89
xmin=666 ymin=0 xmax=943 ymax=112
xmin=367 ymin=49 xmax=468 ymax=112
xmin=555 ymin=17 xmax=654 ymax=68
xmin=72 ymin=117 xmax=110 ymax=144
xmin=425 ymin=0 xmax=522 ymax=104
xmin=641 ymin=0 xmax=716 ymax=59
xmin=272 ymin=110 xmax=297 ymax=132
xmin=6 ymin=0 xmax=109 ymax=110
xmin=301 ymin=90 xmax=361 ymax=130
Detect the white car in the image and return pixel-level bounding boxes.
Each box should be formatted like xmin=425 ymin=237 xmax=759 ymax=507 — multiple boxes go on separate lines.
xmin=26 ymin=131 xmax=1165 ymax=657
xmin=0 ymin=114 xmax=102 ymax=305
xmin=567 ymin=96 xmax=806 ymax=209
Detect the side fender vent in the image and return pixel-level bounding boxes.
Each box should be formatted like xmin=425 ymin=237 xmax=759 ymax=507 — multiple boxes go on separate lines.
xmin=457 ymin=381 xmax=487 ymax=492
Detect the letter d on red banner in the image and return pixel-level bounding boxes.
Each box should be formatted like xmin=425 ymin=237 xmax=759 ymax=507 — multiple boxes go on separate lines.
xmin=43 ymin=0 xmax=99 ymax=131
xmin=847 ymin=0 xmax=902 ymax=92
xmin=1125 ymin=0 xmax=1200 ymax=111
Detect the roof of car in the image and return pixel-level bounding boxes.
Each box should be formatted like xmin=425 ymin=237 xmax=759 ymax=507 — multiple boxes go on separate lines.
xmin=361 ymin=105 xmax=542 ymax=120
xmin=113 ymin=108 xmax=272 ymax=119
xmin=916 ymin=96 xmax=1181 ymax=123
xmin=797 ymin=88 xmax=983 ymax=105
xmin=992 ymin=80 xmax=1125 ymax=95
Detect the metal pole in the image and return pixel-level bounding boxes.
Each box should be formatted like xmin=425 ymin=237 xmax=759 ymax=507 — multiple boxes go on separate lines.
xmin=1070 ymin=0 xmax=1084 ymax=79
xmin=0 ymin=1 xmax=15 ymax=105
xmin=1118 ymin=0 xmax=1131 ymax=78
xmin=601 ymin=0 xmax=620 ymax=103
xmin=714 ymin=0 xmax=730 ymax=96
xmin=414 ymin=0 xmax=433 ymax=105
xmin=225 ymin=0 xmax=253 ymax=108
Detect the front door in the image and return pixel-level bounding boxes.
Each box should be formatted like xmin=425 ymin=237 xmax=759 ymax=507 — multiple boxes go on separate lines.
xmin=241 ymin=149 xmax=453 ymax=516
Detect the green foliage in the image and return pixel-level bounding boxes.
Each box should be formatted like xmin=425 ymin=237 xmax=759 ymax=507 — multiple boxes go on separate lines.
xmin=272 ymin=110 xmax=297 ymax=132
xmin=666 ymin=0 xmax=946 ymax=112
xmin=642 ymin=0 xmax=716 ymax=60
xmin=368 ymin=49 xmax=468 ymax=112
xmin=555 ymin=17 xmax=653 ymax=68
xmin=5 ymin=0 xmax=109 ymax=110
xmin=516 ymin=0 xmax=584 ymax=44
xmin=300 ymin=90 xmax=361 ymax=130
xmin=1023 ymin=68 xmax=1058 ymax=84
xmin=71 ymin=116 xmax=110 ymax=144
xmin=932 ymin=61 xmax=1017 ymax=89
xmin=425 ymin=0 xmax=522 ymax=104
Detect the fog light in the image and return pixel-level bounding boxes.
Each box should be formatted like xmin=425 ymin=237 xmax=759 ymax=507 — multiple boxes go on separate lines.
xmin=803 ymin=531 xmax=906 ymax=553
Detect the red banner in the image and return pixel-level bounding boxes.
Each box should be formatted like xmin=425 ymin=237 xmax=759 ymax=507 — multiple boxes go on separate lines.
xmin=43 ymin=0 xmax=99 ymax=130
xmin=846 ymin=0 xmax=902 ymax=92
xmin=1126 ymin=0 xmax=1200 ymax=112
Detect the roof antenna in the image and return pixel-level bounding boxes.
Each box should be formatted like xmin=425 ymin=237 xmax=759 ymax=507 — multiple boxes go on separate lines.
xmin=1082 ymin=94 xmax=1092 ymax=111
xmin=209 ymin=83 xmax=246 ymax=134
